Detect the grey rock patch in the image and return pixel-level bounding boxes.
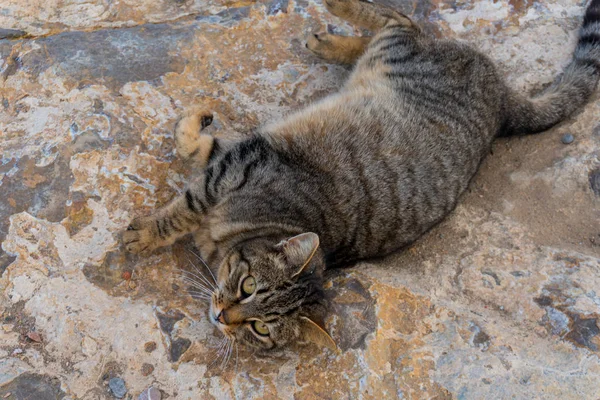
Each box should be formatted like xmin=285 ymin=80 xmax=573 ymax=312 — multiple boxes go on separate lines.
xmin=589 ymin=168 xmax=600 ymax=196
xmin=169 ymin=337 xmax=192 ymax=362
xmin=542 ymin=307 xmax=570 ymax=336
xmin=17 ymin=23 xmax=195 ymax=91
xmin=565 ymin=313 xmax=600 ymax=351
xmin=0 ymin=29 xmax=28 ymax=40
xmin=469 ymin=322 xmax=491 ymax=351
xmin=0 ymin=249 xmax=16 ymax=275
xmin=139 ymin=386 xmax=162 ymax=400
xmin=0 ymin=373 xmax=65 ymax=400
xmin=109 ymin=377 xmax=127 ymax=398
xmin=326 ymin=274 xmax=377 ymax=351
xmin=561 ymin=133 xmax=574 ymax=144
xmin=267 ymin=0 xmax=289 ymax=15
xmin=157 ymin=309 xmax=186 ymax=335
xmin=481 ymin=269 xmax=501 ymax=286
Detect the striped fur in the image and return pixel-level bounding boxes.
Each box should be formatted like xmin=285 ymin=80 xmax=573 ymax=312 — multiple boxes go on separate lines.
xmin=123 ymin=0 xmax=600 ymax=350
xmin=502 ymin=0 xmax=600 ymax=135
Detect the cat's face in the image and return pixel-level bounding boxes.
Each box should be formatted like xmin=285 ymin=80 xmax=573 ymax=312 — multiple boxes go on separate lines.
xmin=209 ymin=233 xmax=335 ymax=350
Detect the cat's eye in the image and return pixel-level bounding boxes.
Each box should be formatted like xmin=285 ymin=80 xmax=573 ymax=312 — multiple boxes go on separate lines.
xmin=252 ymin=320 xmax=269 ymax=336
xmin=241 ymin=276 xmax=256 ymax=296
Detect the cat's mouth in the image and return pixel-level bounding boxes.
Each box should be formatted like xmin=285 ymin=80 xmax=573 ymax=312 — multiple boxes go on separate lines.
xmin=210 ymin=309 xmax=230 ymax=334
xmin=209 ymin=303 xmax=226 ymax=325
xmin=210 ymin=303 xmax=236 ymax=337
xmin=210 ymin=309 xmax=226 ymax=325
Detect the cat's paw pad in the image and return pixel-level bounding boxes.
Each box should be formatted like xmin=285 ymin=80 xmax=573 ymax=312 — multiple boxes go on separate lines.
xmin=175 ymin=108 xmax=216 ymax=163
xmin=122 ymin=217 xmax=157 ymax=254
xmin=182 ymin=107 xmax=214 ymax=131
xmin=176 ymin=108 xmax=214 ymax=141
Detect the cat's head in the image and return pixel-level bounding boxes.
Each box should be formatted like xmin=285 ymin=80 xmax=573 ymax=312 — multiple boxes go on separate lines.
xmin=209 ymin=232 xmax=336 ymax=351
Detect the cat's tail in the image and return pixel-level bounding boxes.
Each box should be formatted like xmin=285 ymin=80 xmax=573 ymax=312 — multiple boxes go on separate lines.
xmin=500 ymin=0 xmax=600 ymax=136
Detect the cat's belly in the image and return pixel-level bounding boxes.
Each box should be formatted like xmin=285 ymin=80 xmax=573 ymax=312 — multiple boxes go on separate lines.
xmin=322 ymin=155 xmax=476 ymax=264
xmin=264 ymin=88 xmax=499 ymax=265
xmin=315 ymin=120 xmax=492 ymax=264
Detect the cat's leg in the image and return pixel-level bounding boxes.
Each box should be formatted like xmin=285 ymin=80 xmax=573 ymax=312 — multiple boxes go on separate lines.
xmin=306 ymin=0 xmax=419 ymax=62
xmin=306 ymin=32 xmax=371 ymax=64
xmin=175 ymin=107 xmax=216 ymax=167
xmin=193 ymin=228 xmax=222 ymax=268
xmin=124 ymin=131 xmax=230 ymax=254
xmin=122 ymin=108 xmax=225 ymax=254
xmin=123 ymin=195 xmax=203 ymax=254
xmin=124 ymin=168 xmax=219 ymax=254
xmin=324 ymin=0 xmax=418 ymax=32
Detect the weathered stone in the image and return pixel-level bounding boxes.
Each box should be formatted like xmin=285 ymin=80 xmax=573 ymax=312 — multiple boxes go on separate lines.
xmin=1 ymin=0 xmax=599 ymax=398
xmin=169 ymin=337 xmax=192 ymax=363
xmin=0 ymin=373 xmax=65 ymax=400
xmin=11 ymin=24 xmax=194 ymax=91
xmin=139 ymin=386 xmax=162 ymax=400
xmin=590 ymin=168 xmax=600 ymax=196
xmin=326 ymin=273 xmax=378 ymax=351
xmin=109 ymin=377 xmax=127 ymax=398
xmin=156 ymin=309 xmax=186 ymax=336
xmin=144 ymin=341 xmax=157 ymax=353
xmin=140 ymin=363 xmax=154 ymax=377
xmin=26 ymin=331 xmax=42 ymax=343
xmin=267 ymin=0 xmax=290 ymax=15
xmin=564 ymin=313 xmax=600 ymax=351
xmin=561 ymin=133 xmax=575 ymax=144
xmin=0 ymin=29 xmax=28 ymax=40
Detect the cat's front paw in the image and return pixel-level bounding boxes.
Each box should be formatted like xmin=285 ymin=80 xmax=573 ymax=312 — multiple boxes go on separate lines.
xmin=122 ymin=216 xmax=160 ymax=254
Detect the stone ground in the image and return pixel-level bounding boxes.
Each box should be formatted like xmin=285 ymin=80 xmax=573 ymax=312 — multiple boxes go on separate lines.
xmin=1 ymin=0 xmax=599 ymax=398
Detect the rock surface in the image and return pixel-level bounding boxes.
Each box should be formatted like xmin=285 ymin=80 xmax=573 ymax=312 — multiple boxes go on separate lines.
xmin=1 ymin=0 xmax=599 ymax=398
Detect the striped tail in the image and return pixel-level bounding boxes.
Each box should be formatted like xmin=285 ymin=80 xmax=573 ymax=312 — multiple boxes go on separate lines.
xmin=500 ymin=0 xmax=600 ymax=136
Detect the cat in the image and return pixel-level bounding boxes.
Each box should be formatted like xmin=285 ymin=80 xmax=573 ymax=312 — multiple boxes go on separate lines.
xmin=123 ymin=0 xmax=600 ymax=351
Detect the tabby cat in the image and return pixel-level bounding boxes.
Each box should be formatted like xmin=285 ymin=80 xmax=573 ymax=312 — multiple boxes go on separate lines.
xmin=123 ymin=0 xmax=600 ymax=351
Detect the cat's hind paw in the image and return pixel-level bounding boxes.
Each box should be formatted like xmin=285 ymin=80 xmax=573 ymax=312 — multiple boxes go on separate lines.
xmin=305 ymin=32 xmax=369 ymax=64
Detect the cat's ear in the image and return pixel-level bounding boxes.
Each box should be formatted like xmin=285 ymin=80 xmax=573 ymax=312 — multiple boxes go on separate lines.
xmin=276 ymin=232 xmax=320 ymax=278
xmin=299 ymin=316 xmax=339 ymax=353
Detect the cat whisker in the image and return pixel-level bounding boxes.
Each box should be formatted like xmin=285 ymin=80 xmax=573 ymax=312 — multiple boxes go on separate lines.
xmin=177 ymin=264 xmax=216 ymax=291
xmin=219 ymin=340 xmax=230 ymax=370
xmin=187 ymin=248 xmax=217 ymax=285
xmin=210 ymin=337 xmax=230 ymax=368
xmin=235 ymin=342 xmax=239 ymax=373
xmin=189 ymin=293 xmax=211 ymax=302
xmin=179 ymin=282 xmax=213 ymax=298
xmin=176 ymin=276 xmax=213 ymax=293
xmin=187 ymin=288 xmax=212 ymax=296
xmin=174 ymin=290 xmax=211 ymax=304
xmin=184 ymin=256 xmax=217 ymax=290
xmin=187 ymin=287 xmax=212 ymax=299
xmin=217 ymin=336 xmax=229 ymax=353
xmin=227 ymin=341 xmax=234 ymax=368
xmin=175 ymin=266 xmax=212 ymax=285
xmin=221 ymin=338 xmax=235 ymax=370
xmin=188 ymin=292 xmax=212 ymax=302
xmin=175 ymin=274 xmax=214 ymax=295
xmin=209 ymin=339 xmax=225 ymax=367
xmin=179 ymin=285 xmax=213 ymax=302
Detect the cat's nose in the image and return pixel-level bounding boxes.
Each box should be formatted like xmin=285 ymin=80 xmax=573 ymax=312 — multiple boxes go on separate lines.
xmin=216 ymin=310 xmax=226 ymax=325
